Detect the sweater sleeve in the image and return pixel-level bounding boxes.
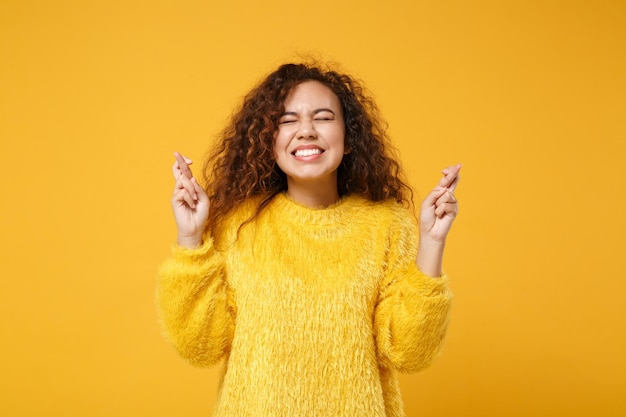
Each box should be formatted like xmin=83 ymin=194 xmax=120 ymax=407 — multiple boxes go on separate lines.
xmin=156 ymin=236 xmax=235 ymax=368
xmin=374 ymin=208 xmax=453 ymax=373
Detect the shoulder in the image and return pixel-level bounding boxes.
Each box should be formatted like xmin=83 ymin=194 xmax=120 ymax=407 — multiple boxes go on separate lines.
xmin=346 ymin=194 xmax=415 ymax=226
xmin=210 ymin=194 xmax=269 ymax=244
xmin=341 ymin=195 xmax=418 ymax=263
xmin=339 ymin=195 xmax=417 ymax=248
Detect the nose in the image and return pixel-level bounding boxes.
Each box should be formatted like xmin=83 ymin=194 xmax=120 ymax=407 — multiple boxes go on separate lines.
xmin=296 ymin=118 xmax=317 ymax=139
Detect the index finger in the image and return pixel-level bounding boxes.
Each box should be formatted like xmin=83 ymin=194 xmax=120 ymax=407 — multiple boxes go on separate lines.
xmin=174 ymin=152 xmax=193 ymax=179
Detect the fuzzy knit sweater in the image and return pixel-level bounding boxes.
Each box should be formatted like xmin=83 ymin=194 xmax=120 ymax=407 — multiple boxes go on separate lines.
xmin=156 ymin=192 xmax=453 ymax=417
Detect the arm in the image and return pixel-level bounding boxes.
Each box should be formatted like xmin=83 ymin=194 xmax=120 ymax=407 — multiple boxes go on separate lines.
xmin=156 ymin=238 xmax=235 ymax=367
xmin=374 ymin=208 xmax=453 ymax=373
xmin=155 ymin=152 xmax=235 ymax=367
xmin=375 ymin=165 xmax=460 ymax=372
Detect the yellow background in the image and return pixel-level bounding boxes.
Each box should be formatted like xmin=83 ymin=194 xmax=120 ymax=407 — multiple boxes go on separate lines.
xmin=1 ymin=0 xmax=624 ymax=416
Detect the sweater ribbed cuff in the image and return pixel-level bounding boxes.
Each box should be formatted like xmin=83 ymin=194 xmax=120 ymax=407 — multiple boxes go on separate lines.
xmin=411 ymin=264 xmax=451 ymax=296
xmin=171 ymin=236 xmax=215 ymax=262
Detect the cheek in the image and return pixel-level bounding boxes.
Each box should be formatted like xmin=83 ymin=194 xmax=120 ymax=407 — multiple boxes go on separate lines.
xmin=333 ymin=126 xmax=347 ymax=147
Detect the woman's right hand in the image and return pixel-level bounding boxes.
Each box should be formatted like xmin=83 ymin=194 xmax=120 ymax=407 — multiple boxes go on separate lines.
xmin=171 ymin=152 xmax=210 ymax=248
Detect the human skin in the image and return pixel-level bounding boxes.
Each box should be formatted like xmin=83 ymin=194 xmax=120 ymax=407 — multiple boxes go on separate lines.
xmin=169 ymin=80 xmax=460 ymax=277
xmin=171 ymin=154 xmax=460 ymax=278
xmin=415 ymin=164 xmax=461 ymax=277
xmin=272 ymin=81 xmax=347 ymax=208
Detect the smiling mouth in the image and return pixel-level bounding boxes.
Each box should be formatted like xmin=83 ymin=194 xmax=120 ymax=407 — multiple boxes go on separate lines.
xmin=293 ymin=149 xmax=324 ymax=157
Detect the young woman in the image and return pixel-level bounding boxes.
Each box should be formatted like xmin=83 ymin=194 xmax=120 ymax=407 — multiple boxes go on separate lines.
xmin=157 ymin=62 xmax=460 ymax=417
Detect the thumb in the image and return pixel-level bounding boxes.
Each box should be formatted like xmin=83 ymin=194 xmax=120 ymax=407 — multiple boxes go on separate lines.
xmin=422 ymin=187 xmax=447 ymax=208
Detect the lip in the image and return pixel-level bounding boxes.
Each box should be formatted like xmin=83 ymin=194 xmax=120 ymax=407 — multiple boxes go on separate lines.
xmin=291 ymin=145 xmax=325 ymax=161
xmin=291 ymin=144 xmax=325 ymax=155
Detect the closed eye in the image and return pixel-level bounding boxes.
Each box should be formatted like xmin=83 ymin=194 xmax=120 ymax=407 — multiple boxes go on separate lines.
xmin=278 ymin=111 xmax=298 ymax=125
xmin=313 ymin=108 xmax=335 ymax=121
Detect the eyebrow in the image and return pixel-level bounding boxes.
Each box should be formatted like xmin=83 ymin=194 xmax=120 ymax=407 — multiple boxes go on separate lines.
xmin=280 ymin=108 xmax=336 ymax=116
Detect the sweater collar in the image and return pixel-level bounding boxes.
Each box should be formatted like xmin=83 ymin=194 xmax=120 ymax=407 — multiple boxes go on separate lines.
xmin=270 ymin=192 xmax=368 ymax=227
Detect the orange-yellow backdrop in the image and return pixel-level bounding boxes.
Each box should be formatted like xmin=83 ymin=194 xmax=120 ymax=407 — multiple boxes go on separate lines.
xmin=1 ymin=1 xmax=624 ymax=416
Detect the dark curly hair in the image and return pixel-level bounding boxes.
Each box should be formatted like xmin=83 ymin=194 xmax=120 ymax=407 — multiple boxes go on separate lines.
xmin=202 ymin=62 xmax=413 ymax=233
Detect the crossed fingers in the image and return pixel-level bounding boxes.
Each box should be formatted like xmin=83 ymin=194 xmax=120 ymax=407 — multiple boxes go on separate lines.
xmin=434 ymin=164 xmax=461 ymax=218
xmin=172 ymin=152 xmax=199 ymax=209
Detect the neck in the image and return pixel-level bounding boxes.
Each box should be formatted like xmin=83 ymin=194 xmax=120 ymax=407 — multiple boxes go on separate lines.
xmin=285 ymin=179 xmax=340 ymax=208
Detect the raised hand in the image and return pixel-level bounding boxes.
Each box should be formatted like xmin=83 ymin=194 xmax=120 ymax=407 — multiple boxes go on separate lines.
xmin=419 ymin=164 xmax=461 ymax=243
xmin=416 ymin=164 xmax=461 ymax=277
xmin=171 ymin=152 xmax=210 ymax=248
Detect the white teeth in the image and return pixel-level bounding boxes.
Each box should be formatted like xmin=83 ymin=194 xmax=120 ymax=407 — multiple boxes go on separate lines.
xmin=294 ymin=149 xmax=322 ymax=157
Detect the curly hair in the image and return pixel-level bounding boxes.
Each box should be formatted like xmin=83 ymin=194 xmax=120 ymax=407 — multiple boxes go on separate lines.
xmin=202 ymin=62 xmax=413 ymax=233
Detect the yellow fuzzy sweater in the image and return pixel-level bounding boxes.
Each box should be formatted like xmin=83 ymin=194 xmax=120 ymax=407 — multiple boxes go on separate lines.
xmin=156 ymin=193 xmax=453 ymax=417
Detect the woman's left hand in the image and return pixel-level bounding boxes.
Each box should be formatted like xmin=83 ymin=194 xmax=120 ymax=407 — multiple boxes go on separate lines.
xmin=419 ymin=164 xmax=461 ymax=243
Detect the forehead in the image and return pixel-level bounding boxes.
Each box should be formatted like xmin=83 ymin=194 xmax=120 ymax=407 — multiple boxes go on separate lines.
xmin=284 ymin=80 xmax=341 ymax=109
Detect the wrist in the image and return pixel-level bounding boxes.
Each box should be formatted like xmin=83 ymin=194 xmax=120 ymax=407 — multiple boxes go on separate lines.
xmin=419 ymin=234 xmax=446 ymax=250
xmin=177 ymin=233 xmax=203 ymax=249
xmin=416 ymin=237 xmax=446 ymax=278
